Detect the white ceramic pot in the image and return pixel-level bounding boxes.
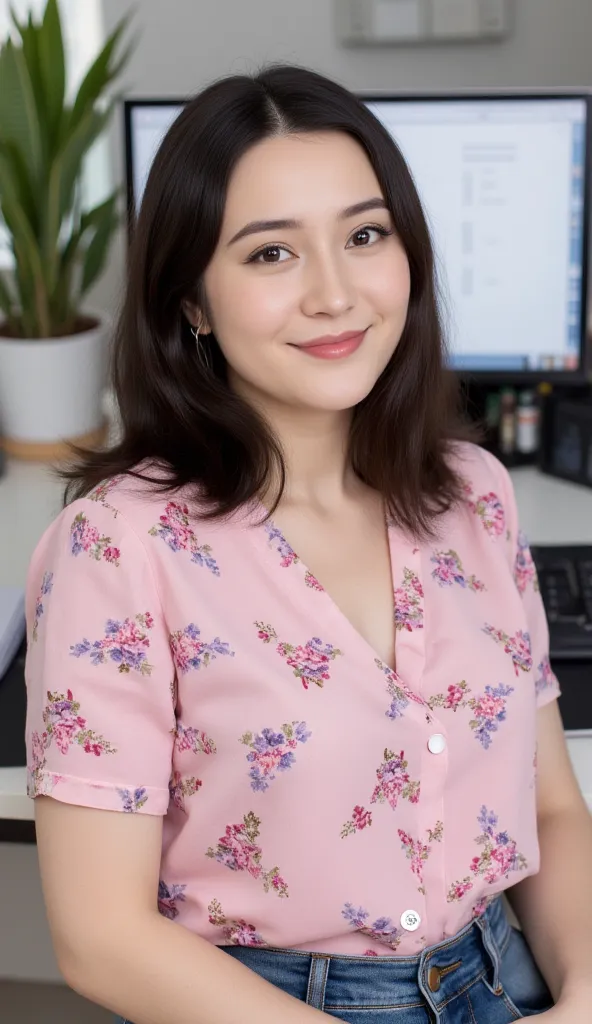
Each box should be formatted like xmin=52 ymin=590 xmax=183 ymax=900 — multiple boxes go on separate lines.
xmin=0 ymin=315 xmax=109 ymax=461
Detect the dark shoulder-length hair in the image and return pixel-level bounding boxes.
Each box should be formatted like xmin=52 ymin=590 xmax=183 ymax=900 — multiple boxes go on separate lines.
xmin=60 ymin=62 xmax=475 ymax=538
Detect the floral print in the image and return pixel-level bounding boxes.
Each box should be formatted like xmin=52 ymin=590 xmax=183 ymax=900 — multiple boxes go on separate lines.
xmin=371 ymin=749 xmax=420 ymax=808
xmin=471 ymin=895 xmax=494 ymax=919
xmin=447 ymin=806 xmax=527 ymax=902
xmin=169 ymin=623 xmax=234 ymax=674
xmin=149 ymin=501 xmax=220 ymax=575
xmin=264 ymin=522 xmax=299 ymax=568
xmin=31 ymin=571 xmax=53 ymax=642
xmin=24 ymin=443 xmax=562 ymax=957
xmin=394 ymin=568 xmax=424 ymax=631
xmin=468 ymin=685 xmax=515 ymax=749
xmin=255 ymin=623 xmax=343 ymax=689
xmin=70 ymin=612 xmax=155 ymax=676
xmin=375 ymin=658 xmax=426 ymax=720
xmin=305 ymin=571 xmax=324 ymax=591
xmin=465 ymin=485 xmax=505 ymax=538
xmin=158 ymin=880 xmax=187 ymax=920
xmin=428 ymin=681 xmax=514 ymax=750
xmin=206 ymin=812 xmax=289 ymax=897
xmin=341 ymin=805 xmax=373 ymax=838
xmin=535 ymin=656 xmax=556 ymax=695
xmin=514 ymin=531 xmax=539 ymax=594
xmin=208 ymin=898 xmax=267 ymax=946
xmin=70 ymin=511 xmax=120 ymax=565
xmin=482 ymin=625 xmax=532 ymax=675
xmin=430 ymin=550 xmax=485 ymax=593
xmin=28 ymin=689 xmax=115 ymax=797
xmin=174 ymin=723 xmax=217 ymax=755
xmin=169 ymin=770 xmax=202 ymax=812
xmin=89 ymin=476 xmax=123 ymax=505
xmin=343 ymin=749 xmax=420 ymax=837
xmin=447 ymin=877 xmax=474 ymax=903
xmin=118 ymin=787 xmax=148 ymax=812
xmin=398 ymin=821 xmax=444 ymax=893
xmin=240 ymin=721 xmax=311 ymax=792
xmin=262 ymin=519 xmax=323 ymax=588
xmin=428 ymin=680 xmax=471 ymax=713
xmin=342 ymin=903 xmax=402 ymax=951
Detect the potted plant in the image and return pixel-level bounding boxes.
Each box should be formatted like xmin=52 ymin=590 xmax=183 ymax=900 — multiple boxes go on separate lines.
xmin=0 ymin=0 xmax=133 ymax=461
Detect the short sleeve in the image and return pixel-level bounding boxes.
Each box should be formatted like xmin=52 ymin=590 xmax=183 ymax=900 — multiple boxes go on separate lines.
xmin=496 ymin=459 xmax=561 ymax=710
xmin=25 ymin=495 xmax=176 ymax=815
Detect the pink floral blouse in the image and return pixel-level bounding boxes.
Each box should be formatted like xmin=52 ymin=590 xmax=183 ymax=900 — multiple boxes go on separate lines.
xmin=25 ymin=443 xmax=560 ymax=956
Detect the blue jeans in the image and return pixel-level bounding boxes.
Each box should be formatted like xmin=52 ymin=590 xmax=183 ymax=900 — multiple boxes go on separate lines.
xmin=115 ymin=897 xmax=553 ymax=1022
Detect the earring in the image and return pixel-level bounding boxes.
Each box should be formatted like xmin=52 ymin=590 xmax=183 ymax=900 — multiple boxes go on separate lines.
xmin=191 ymin=321 xmax=212 ymax=371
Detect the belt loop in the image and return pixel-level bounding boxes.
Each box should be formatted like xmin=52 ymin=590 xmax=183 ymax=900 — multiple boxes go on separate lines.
xmin=475 ymin=912 xmax=502 ymax=994
xmin=306 ymin=955 xmax=330 ymax=1011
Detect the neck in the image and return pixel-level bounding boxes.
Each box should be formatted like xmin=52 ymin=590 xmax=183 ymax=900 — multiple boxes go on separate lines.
xmin=232 ymin=374 xmax=356 ymax=510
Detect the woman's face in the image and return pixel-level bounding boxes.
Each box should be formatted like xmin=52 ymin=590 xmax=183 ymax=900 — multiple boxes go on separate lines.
xmin=193 ymin=131 xmax=411 ymax=414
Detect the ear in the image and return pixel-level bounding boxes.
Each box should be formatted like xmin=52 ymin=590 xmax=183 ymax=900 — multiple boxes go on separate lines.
xmin=181 ymin=300 xmax=212 ymax=335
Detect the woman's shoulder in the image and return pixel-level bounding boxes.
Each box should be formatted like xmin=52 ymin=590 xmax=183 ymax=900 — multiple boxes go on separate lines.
xmin=29 ymin=461 xmax=216 ymax=577
xmin=447 ymin=439 xmax=512 ymax=502
xmin=64 ymin=460 xmax=219 ymax=535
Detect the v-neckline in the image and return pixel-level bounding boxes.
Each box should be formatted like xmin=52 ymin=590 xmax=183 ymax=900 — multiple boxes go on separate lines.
xmin=250 ymin=499 xmax=401 ymax=678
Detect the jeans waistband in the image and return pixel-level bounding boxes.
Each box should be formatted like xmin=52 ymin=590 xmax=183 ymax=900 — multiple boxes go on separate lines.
xmin=222 ymin=897 xmax=512 ymax=1016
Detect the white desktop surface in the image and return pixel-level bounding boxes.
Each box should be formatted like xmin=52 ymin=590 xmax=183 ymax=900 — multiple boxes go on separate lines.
xmin=0 ymin=457 xmax=592 ymax=982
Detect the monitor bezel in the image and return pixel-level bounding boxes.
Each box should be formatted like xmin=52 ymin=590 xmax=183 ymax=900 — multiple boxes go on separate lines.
xmin=123 ymin=91 xmax=592 ymax=385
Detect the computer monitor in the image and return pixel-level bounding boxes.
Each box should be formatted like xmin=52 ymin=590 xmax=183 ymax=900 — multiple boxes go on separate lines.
xmin=124 ymin=92 xmax=591 ymax=382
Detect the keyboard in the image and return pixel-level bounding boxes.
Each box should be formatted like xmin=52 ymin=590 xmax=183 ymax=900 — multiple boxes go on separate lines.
xmin=531 ymin=545 xmax=592 ymax=660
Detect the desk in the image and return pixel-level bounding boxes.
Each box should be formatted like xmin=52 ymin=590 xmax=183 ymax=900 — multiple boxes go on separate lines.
xmin=1 ymin=459 xmax=592 ymax=980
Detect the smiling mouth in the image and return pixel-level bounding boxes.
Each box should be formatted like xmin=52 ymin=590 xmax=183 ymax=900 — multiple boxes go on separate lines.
xmin=290 ymin=329 xmax=368 ymax=360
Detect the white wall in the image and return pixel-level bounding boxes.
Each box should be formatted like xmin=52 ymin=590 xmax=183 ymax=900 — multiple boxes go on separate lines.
xmin=89 ymin=0 xmax=592 ymax=319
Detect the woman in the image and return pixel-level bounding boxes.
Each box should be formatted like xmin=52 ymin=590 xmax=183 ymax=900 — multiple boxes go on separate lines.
xmin=25 ymin=65 xmax=591 ymax=1023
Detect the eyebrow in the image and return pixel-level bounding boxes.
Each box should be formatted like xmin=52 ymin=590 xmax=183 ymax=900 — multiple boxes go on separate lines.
xmin=227 ymin=197 xmax=389 ymax=246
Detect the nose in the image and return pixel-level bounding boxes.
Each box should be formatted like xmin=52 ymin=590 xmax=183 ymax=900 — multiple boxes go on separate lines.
xmin=300 ymin=248 xmax=355 ymax=318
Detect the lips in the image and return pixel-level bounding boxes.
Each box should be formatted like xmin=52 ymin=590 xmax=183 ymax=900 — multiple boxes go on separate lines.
xmin=291 ymin=329 xmax=368 ymax=360
xmin=294 ymin=330 xmax=368 ymax=349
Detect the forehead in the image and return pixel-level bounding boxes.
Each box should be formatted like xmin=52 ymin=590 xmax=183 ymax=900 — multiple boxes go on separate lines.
xmin=220 ymin=131 xmax=383 ymax=227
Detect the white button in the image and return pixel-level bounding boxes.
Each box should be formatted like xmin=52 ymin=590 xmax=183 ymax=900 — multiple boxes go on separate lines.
xmin=428 ymin=733 xmax=446 ymax=755
xmin=400 ymin=909 xmax=421 ymax=931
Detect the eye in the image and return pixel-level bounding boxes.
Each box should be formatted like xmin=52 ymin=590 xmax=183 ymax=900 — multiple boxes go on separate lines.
xmin=347 ymin=224 xmax=393 ymax=248
xmin=246 ymin=244 xmax=294 ymax=265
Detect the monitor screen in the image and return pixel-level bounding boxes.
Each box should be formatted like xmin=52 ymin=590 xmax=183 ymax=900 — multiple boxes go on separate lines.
xmin=125 ymin=94 xmax=590 ymax=378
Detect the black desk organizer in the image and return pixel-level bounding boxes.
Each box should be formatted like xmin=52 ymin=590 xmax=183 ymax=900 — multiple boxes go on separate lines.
xmin=0 ymin=639 xmax=590 ymax=843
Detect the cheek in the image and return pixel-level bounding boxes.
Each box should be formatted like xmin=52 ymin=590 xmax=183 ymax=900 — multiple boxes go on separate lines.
xmin=365 ymin=248 xmax=411 ymax=317
xmin=207 ymin=265 xmax=294 ymax=342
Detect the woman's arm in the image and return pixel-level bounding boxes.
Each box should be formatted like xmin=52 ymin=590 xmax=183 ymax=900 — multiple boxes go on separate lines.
xmin=35 ymin=797 xmax=330 ymax=1024
xmin=507 ymin=700 xmax=592 ymax=1011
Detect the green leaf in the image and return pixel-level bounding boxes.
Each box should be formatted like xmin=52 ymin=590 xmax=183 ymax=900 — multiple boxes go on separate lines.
xmin=11 ymin=8 xmax=54 ymax=170
xmin=10 ymin=11 xmax=47 ymax=155
xmin=80 ymin=191 xmax=120 ymax=295
xmin=69 ymin=15 xmax=133 ymax=135
xmin=79 ymin=190 xmax=121 ymax=234
xmin=38 ymin=0 xmax=65 ymax=158
xmin=0 ymin=140 xmax=39 ymax=234
xmin=0 ymin=38 xmax=43 ymax=184
xmin=0 ymin=2 xmax=134 ymax=335
xmin=44 ymin=104 xmax=114 ymax=289
xmin=52 ymin=192 xmax=120 ymax=325
xmin=50 ymin=225 xmax=83 ymax=330
xmin=0 ymin=150 xmax=49 ymax=337
xmin=0 ymin=271 xmax=17 ymax=330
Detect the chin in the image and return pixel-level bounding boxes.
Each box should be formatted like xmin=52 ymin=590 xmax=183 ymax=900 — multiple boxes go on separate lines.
xmin=294 ymin=379 xmax=379 ymax=412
